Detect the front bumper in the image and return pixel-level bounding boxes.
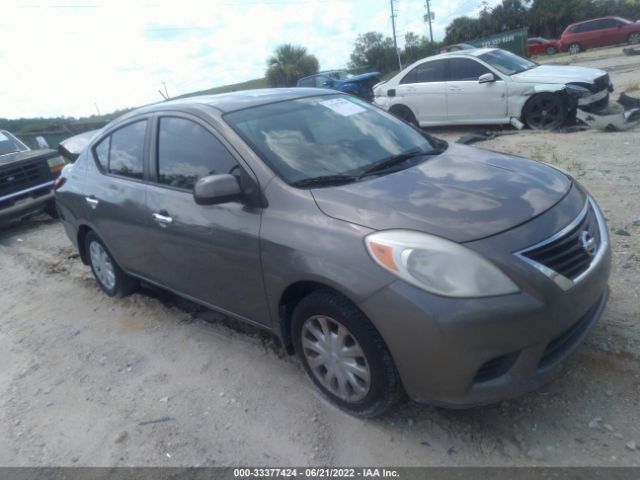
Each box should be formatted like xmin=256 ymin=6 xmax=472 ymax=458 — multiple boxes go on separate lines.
xmin=357 ymin=190 xmax=611 ymax=408
xmin=0 ymin=181 xmax=55 ymax=223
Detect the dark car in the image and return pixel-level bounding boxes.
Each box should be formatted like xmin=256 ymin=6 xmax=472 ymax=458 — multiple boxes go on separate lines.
xmin=527 ymin=37 xmax=561 ymax=56
xmin=0 ymin=130 xmax=66 ymax=224
xmin=296 ymin=70 xmax=381 ymax=101
xmin=561 ymin=16 xmax=640 ymax=54
xmin=55 ymin=89 xmax=611 ymax=417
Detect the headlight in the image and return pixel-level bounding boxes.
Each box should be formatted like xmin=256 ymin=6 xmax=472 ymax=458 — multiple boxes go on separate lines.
xmin=565 ymin=84 xmax=592 ymax=98
xmin=365 ymin=230 xmax=519 ymax=297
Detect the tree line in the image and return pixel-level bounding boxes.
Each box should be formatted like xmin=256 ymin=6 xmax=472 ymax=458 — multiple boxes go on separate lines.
xmin=446 ymin=0 xmax=640 ymax=44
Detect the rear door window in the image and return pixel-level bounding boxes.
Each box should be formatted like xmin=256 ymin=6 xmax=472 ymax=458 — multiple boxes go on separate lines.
xmin=93 ymin=120 xmax=147 ymax=179
xmin=156 ymin=117 xmax=237 ymax=191
xmin=109 ymin=121 xmax=147 ymax=179
xmin=401 ymin=60 xmax=446 ymax=84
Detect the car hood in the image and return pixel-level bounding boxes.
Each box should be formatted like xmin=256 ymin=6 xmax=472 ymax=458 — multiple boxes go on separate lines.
xmin=511 ymin=65 xmax=606 ymax=84
xmin=0 ymin=148 xmax=58 ymax=167
xmin=311 ymin=144 xmax=572 ymax=243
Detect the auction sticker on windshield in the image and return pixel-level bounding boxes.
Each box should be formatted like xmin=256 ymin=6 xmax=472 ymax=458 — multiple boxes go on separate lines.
xmin=319 ymin=98 xmax=366 ymax=116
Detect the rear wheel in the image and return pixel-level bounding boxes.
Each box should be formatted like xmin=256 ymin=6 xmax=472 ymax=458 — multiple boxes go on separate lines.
xmin=292 ymin=290 xmax=404 ymax=417
xmin=629 ymin=32 xmax=640 ymax=45
xmin=546 ymin=46 xmax=557 ymax=55
xmin=523 ymin=93 xmax=567 ymax=130
xmin=389 ymin=105 xmax=418 ymax=127
xmin=85 ymin=232 xmax=137 ymax=297
xmin=568 ymin=43 xmax=582 ymax=54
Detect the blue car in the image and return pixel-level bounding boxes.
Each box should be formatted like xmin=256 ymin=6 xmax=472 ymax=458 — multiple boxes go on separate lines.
xmin=296 ymin=70 xmax=382 ymax=101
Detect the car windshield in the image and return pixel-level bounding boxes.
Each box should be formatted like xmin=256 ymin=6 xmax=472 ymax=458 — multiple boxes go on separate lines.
xmin=0 ymin=130 xmax=30 ymax=156
xmin=225 ymin=95 xmax=441 ymax=185
xmin=478 ymin=49 xmax=538 ymax=76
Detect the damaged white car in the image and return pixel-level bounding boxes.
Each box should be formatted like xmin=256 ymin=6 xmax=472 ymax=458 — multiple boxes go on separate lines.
xmin=373 ymin=48 xmax=613 ymax=130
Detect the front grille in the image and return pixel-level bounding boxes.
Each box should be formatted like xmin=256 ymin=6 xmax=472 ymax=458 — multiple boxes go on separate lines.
xmin=538 ymin=295 xmax=603 ymax=370
xmin=520 ymin=202 xmax=600 ymax=281
xmin=592 ymin=74 xmax=610 ymax=93
xmin=0 ymin=160 xmax=50 ymax=198
xmin=474 ymin=352 xmax=519 ymax=384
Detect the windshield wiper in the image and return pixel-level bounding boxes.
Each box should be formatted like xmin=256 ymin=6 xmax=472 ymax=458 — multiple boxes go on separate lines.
xmin=358 ymin=148 xmax=444 ymax=177
xmin=290 ymin=144 xmax=448 ymax=188
xmin=290 ymin=174 xmax=360 ymax=188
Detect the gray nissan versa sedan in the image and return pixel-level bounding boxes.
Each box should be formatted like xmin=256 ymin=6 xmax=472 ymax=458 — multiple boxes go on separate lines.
xmin=55 ymin=89 xmax=611 ymax=417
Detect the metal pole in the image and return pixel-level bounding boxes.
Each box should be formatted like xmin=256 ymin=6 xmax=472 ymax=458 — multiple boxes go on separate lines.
xmin=390 ymin=0 xmax=402 ymax=70
xmin=426 ymin=0 xmax=434 ymax=43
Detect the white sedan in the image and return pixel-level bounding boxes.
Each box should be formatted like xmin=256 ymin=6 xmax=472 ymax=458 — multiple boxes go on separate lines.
xmin=373 ymin=48 xmax=613 ymax=130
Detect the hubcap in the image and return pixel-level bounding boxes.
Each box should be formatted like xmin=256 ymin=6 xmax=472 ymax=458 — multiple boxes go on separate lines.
xmin=528 ymin=98 xmax=562 ymax=129
xmin=301 ymin=315 xmax=371 ymax=402
xmin=89 ymin=241 xmax=116 ymax=290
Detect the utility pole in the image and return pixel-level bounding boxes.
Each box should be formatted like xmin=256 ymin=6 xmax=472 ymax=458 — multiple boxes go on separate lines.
xmin=390 ymin=0 xmax=402 ymax=70
xmin=425 ymin=0 xmax=434 ymax=43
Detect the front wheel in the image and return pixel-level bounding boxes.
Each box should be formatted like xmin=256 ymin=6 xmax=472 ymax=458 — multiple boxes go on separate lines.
xmin=292 ymin=290 xmax=404 ymax=417
xmin=85 ymin=232 xmax=137 ymax=297
xmin=629 ymin=32 xmax=640 ymax=45
xmin=523 ymin=93 xmax=567 ymax=130
xmin=546 ymin=46 xmax=557 ymax=55
xmin=568 ymin=43 xmax=582 ymax=54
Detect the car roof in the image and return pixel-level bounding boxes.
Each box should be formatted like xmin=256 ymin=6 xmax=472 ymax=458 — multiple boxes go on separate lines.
xmin=424 ymin=47 xmax=497 ymax=61
xmin=119 ymin=88 xmax=338 ymax=119
xmin=568 ymin=15 xmax=625 ymax=27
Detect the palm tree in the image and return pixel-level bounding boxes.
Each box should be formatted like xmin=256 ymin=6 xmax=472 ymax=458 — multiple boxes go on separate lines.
xmin=266 ymin=44 xmax=319 ymax=87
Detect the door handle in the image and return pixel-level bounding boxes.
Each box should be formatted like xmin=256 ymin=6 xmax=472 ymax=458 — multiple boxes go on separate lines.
xmin=85 ymin=196 xmax=99 ymax=209
xmin=152 ymin=212 xmax=173 ymax=227
xmin=448 ymin=85 xmax=462 ymax=91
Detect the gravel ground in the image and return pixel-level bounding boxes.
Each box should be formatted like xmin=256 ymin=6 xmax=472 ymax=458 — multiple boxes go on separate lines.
xmin=0 ymin=46 xmax=639 ymax=467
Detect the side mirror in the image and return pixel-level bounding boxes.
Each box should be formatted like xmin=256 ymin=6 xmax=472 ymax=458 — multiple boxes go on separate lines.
xmin=479 ymin=73 xmax=496 ymax=84
xmin=193 ymin=174 xmax=242 ymax=205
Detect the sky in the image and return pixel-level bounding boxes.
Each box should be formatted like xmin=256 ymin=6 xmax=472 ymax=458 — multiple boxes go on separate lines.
xmin=0 ymin=0 xmax=500 ymax=119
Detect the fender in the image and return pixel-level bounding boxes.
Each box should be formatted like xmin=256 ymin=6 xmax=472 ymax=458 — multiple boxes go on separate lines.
xmin=507 ymin=83 xmax=567 ymax=118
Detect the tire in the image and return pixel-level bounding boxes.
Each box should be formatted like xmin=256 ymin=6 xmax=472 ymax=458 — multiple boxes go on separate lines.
xmin=522 ymin=93 xmax=567 ymax=130
xmin=291 ymin=290 xmax=404 ymax=418
xmin=546 ymin=46 xmax=557 ymax=55
xmin=629 ymin=32 xmax=640 ymax=45
xmin=568 ymin=43 xmax=582 ymax=54
xmin=389 ymin=105 xmax=418 ymax=127
xmin=85 ymin=231 xmax=137 ymax=297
